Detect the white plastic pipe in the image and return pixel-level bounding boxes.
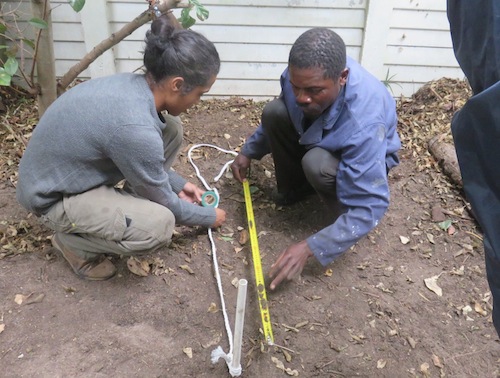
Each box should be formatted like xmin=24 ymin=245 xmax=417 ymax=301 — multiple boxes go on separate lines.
xmin=229 ymin=279 xmax=248 ymax=377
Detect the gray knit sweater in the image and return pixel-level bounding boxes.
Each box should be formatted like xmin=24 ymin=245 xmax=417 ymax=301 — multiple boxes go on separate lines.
xmin=16 ymin=73 xmax=216 ymax=227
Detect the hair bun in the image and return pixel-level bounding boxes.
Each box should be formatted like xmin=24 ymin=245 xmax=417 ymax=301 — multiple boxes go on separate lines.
xmin=150 ymin=15 xmax=175 ymax=38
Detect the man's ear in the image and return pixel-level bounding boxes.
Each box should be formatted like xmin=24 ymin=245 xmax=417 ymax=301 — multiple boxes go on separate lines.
xmin=339 ymin=68 xmax=349 ymax=85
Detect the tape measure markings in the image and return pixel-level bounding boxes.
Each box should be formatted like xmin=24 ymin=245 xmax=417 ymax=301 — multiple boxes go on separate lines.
xmin=243 ymin=180 xmax=274 ymax=345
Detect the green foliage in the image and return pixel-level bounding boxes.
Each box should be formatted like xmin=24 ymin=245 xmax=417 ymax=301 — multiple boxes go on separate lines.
xmin=68 ymin=0 xmax=86 ymax=13
xmin=178 ymin=0 xmax=209 ymax=29
xmin=28 ymin=18 xmax=48 ymax=29
xmin=0 ymin=0 xmax=84 ymax=89
xmin=0 ymin=57 xmax=18 ymax=86
xmin=382 ymin=68 xmax=402 ymax=95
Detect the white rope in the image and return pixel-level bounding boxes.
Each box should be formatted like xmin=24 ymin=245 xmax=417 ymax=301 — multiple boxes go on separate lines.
xmin=187 ymin=143 xmax=242 ymax=376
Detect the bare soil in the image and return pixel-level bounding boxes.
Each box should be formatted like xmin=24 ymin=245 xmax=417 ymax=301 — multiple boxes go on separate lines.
xmin=1 ymin=81 xmax=499 ymax=378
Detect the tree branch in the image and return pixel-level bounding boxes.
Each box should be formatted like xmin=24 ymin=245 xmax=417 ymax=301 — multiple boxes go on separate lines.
xmin=57 ymin=0 xmax=185 ymax=93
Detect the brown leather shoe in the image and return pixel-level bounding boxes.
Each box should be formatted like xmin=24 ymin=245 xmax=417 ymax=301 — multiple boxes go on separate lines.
xmin=51 ymin=234 xmax=116 ymax=281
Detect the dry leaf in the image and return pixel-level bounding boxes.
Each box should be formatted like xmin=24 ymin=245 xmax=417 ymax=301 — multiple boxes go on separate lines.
xmin=474 ymin=302 xmax=488 ymax=316
xmin=0 ymin=324 xmax=5 ymax=334
xmin=14 ymin=294 xmax=25 ymax=305
xmin=399 ymin=236 xmax=410 ymax=245
xmin=432 ymin=354 xmax=443 ymax=368
xmin=424 ymin=275 xmax=443 ymax=296
xmin=207 ymin=302 xmax=218 ymax=313
xmin=426 ymin=233 xmax=435 ymax=244
xmin=24 ymin=293 xmax=45 ymax=305
xmin=183 ymin=347 xmax=193 ymax=358
xmin=324 ymin=268 xmax=333 ymax=277
xmin=420 ymin=362 xmax=430 ymax=376
xmin=127 ymin=257 xmax=150 ymax=276
xmin=377 ymin=359 xmax=387 ymax=369
xmin=238 ymin=229 xmax=249 ymax=245
xmin=179 ymin=264 xmax=194 ymax=274
xmin=271 ymin=356 xmax=299 ymax=376
xmin=407 ymin=336 xmax=416 ymax=349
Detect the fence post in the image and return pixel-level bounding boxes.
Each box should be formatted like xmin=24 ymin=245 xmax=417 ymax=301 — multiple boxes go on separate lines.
xmin=359 ymin=0 xmax=394 ymax=80
xmin=80 ymin=1 xmax=116 ymax=78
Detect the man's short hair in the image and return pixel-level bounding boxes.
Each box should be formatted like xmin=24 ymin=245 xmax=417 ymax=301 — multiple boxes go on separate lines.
xmin=288 ymin=28 xmax=346 ymax=80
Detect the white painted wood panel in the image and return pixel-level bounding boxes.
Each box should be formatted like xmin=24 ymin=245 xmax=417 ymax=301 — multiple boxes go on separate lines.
xmin=6 ymin=0 xmax=464 ymax=100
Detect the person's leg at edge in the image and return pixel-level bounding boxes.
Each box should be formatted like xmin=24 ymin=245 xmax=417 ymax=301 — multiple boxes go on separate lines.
xmin=484 ymin=237 xmax=500 ymax=337
xmin=42 ymin=186 xmax=175 ymax=279
xmin=262 ymin=98 xmax=313 ymax=200
xmin=302 ymin=147 xmax=344 ymax=218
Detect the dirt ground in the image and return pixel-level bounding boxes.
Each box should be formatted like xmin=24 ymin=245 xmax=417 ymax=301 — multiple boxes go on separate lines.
xmin=1 ymin=80 xmax=499 ymax=378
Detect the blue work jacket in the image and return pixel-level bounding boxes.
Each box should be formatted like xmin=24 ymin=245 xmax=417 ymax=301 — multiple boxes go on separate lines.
xmin=242 ymin=57 xmax=401 ymax=265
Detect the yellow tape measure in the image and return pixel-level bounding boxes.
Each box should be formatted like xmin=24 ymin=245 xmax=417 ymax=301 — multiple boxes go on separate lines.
xmin=242 ymin=180 xmax=274 ymax=345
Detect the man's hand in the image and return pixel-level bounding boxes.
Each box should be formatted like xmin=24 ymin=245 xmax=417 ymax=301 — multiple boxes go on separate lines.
xmin=178 ymin=182 xmax=204 ymax=204
xmin=269 ymin=240 xmax=314 ymax=290
xmin=230 ymin=153 xmax=251 ymax=182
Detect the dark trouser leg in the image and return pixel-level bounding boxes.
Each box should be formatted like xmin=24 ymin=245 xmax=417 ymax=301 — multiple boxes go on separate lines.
xmin=302 ymin=147 xmax=344 ymax=216
xmin=484 ymin=237 xmax=500 ymax=337
xmin=261 ymin=98 xmax=311 ymax=193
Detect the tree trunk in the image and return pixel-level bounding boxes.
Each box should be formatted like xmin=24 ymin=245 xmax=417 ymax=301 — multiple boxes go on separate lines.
xmin=428 ymin=134 xmax=463 ymax=187
xmin=31 ymin=0 xmax=57 ymax=117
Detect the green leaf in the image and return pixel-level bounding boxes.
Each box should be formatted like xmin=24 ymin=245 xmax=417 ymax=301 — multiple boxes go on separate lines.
xmin=4 ymin=57 xmax=18 ymax=76
xmin=220 ymin=236 xmax=233 ymax=242
xmin=0 ymin=24 xmax=7 ymax=34
xmin=179 ymin=8 xmax=196 ymax=29
xmin=196 ymin=7 xmax=209 ymax=21
xmin=0 ymin=68 xmax=12 ymax=86
xmin=28 ymin=18 xmax=48 ymax=30
xmin=68 ymin=0 xmax=86 ymax=12
xmin=249 ymin=186 xmax=259 ymax=194
xmin=21 ymin=38 xmax=36 ymax=50
xmin=438 ymin=219 xmax=452 ymax=231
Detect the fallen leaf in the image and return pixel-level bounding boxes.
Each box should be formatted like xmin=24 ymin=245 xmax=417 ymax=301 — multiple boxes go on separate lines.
xmin=24 ymin=293 xmax=45 ymax=305
xmin=0 ymin=324 xmax=5 ymax=334
xmin=207 ymin=302 xmax=218 ymax=313
xmin=271 ymin=356 xmax=299 ymax=376
xmin=127 ymin=257 xmax=150 ymax=276
xmin=179 ymin=264 xmax=194 ymax=274
xmin=407 ymin=336 xmax=416 ymax=349
xmin=426 ymin=233 xmax=435 ymax=244
xmin=399 ymin=236 xmax=410 ymax=245
xmin=324 ymin=269 xmax=333 ymax=277
xmin=420 ymin=362 xmax=430 ymax=377
xmin=424 ymin=274 xmax=443 ymax=296
xmin=474 ymin=302 xmax=488 ymax=316
xmin=14 ymin=294 xmax=25 ymax=305
xmin=183 ymin=347 xmax=193 ymax=358
xmin=438 ymin=219 xmax=452 ymax=231
xmin=432 ymin=354 xmax=443 ymax=368
xmin=377 ymin=359 xmax=387 ymax=368
xmin=238 ymin=229 xmax=249 ymax=245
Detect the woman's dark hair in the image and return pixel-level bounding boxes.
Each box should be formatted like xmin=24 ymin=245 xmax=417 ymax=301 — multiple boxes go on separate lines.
xmin=143 ymin=16 xmax=220 ymax=93
xmin=288 ymin=28 xmax=346 ymax=80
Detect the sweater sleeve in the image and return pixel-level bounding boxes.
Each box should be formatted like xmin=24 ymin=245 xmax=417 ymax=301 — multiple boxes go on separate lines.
xmin=107 ymin=124 xmax=216 ymax=227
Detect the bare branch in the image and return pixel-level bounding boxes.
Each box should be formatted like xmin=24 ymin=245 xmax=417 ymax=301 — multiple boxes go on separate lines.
xmin=57 ymin=0 xmax=184 ymax=93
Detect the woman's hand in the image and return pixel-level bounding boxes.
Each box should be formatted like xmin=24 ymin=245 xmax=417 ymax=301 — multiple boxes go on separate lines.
xmin=178 ymin=182 xmax=204 ymax=204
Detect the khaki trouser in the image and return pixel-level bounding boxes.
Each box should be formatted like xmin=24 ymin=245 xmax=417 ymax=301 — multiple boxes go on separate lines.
xmin=40 ymin=114 xmax=182 ymax=260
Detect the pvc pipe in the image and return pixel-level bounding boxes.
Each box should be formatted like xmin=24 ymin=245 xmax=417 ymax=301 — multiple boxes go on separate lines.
xmin=229 ymin=279 xmax=248 ymax=377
